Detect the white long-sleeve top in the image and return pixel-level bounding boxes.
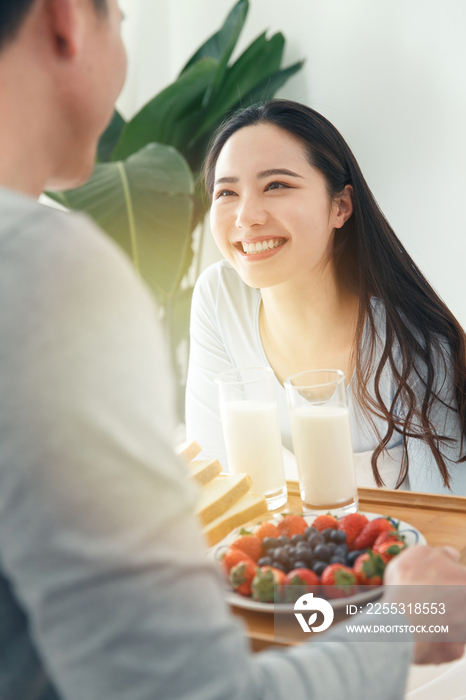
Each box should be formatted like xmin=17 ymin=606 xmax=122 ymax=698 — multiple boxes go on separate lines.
xmin=186 ymin=260 xmax=466 ymax=495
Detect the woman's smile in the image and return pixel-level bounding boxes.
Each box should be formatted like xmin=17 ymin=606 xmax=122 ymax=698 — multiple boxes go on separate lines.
xmin=234 ymin=236 xmax=288 ymax=257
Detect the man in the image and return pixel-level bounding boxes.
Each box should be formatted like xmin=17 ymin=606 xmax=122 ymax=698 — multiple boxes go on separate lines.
xmin=0 ymin=1 xmax=465 ymax=699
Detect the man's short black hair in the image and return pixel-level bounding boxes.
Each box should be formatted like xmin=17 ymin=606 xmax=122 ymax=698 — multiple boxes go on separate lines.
xmin=0 ymin=0 xmax=107 ymax=51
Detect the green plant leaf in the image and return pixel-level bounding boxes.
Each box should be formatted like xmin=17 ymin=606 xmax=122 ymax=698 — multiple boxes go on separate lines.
xmin=180 ymin=0 xmax=248 ymax=75
xmin=186 ymin=60 xmax=303 ymax=170
xmin=202 ymin=0 xmax=249 ymax=106
xmin=45 ymin=190 xmax=68 ymax=207
xmin=215 ymin=31 xmax=284 ymax=108
xmin=97 ymin=110 xmax=126 ymax=162
xmin=242 ymin=60 xmax=304 ymax=105
xmin=47 ymin=144 xmax=194 ymax=302
xmin=188 ymin=31 xmax=285 ymax=146
xmin=112 ymin=58 xmax=218 ymax=161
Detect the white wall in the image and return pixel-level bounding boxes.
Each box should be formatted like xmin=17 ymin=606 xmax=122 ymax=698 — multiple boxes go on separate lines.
xmin=117 ymin=0 xmax=171 ymax=120
xmin=119 ymin=0 xmax=466 ymax=327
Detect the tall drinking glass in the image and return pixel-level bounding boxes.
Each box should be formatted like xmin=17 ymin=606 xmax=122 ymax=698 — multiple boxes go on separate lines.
xmin=284 ymin=370 xmax=358 ymax=516
xmin=216 ymin=367 xmax=287 ymax=511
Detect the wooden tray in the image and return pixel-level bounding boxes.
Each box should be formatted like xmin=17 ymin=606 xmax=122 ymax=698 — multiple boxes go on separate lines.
xmin=229 ymin=481 xmax=466 ymax=651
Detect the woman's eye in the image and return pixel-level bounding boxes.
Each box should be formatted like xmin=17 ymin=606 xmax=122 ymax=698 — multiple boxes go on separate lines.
xmin=266 ymin=181 xmax=290 ymax=191
xmin=215 ymin=189 xmax=236 ymax=199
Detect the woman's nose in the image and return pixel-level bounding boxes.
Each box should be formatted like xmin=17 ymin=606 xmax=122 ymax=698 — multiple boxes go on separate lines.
xmin=235 ymin=196 xmax=268 ymax=230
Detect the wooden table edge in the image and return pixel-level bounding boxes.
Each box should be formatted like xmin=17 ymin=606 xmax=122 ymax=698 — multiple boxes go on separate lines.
xmin=285 ymin=480 xmax=466 ymax=514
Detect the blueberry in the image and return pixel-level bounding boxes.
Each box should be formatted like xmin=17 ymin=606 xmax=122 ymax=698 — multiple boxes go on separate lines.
xmin=312 ymin=560 xmax=328 ymax=576
xmin=346 ymin=549 xmax=365 ymax=567
xmin=330 ymin=529 xmax=347 ymax=544
xmin=257 ymin=556 xmax=272 ymax=567
xmin=305 ymin=526 xmax=318 ymax=539
xmin=262 ymin=537 xmax=279 ymax=550
xmin=273 ymin=547 xmax=290 ymax=566
xmin=284 ymin=543 xmax=295 ymax=552
xmin=322 ymin=528 xmax=335 ymax=541
xmin=326 ymin=542 xmax=337 ymax=554
xmin=335 ymin=544 xmax=349 ymax=557
xmin=330 ymin=555 xmax=347 ymax=565
xmin=277 ymin=536 xmax=290 ymax=547
xmin=313 ymin=544 xmax=332 ymax=561
xmin=307 ymin=533 xmax=324 ymax=548
xmin=291 ymin=534 xmax=305 ymax=545
xmin=299 ymin=549 xmax=314 ymax=566
xmin=272 ymin=562 xmax=286 ymax=573
xmin=295 ymin=541 xmax=310 ymax=552
xmin=271 ymin=548 xmax=286 ymax=563
xmin=293 ymin=560 xmax=310 ymax=570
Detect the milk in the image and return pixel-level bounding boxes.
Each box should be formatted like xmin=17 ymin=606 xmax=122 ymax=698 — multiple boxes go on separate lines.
xmin=290 ymin=404 xmax=356 ymax=507
xmin=222 ymin=400 xmax=285 ymax=496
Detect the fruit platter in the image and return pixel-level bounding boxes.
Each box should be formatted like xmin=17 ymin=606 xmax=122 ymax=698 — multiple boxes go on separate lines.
xmin=212 ymin=511 xmax=426 ymax=612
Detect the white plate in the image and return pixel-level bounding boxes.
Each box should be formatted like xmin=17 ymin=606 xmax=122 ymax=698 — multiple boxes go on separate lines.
xmin=210 ymin=511 xmax=427 ymax=613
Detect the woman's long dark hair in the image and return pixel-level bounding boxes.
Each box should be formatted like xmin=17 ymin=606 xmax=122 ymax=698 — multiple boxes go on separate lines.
xmin=203 ymin=99 xmax=466 ymax=488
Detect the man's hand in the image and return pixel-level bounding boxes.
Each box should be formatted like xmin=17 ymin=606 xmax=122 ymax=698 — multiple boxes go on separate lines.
xmin=384 ymin=545 xmax=466 ymax=665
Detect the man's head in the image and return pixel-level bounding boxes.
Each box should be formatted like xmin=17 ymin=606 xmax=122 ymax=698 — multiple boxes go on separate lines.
xmin=0 ymin=0 xmax=126 ymax=194
xmin=0 ymin=0 xmax=107 ymax=51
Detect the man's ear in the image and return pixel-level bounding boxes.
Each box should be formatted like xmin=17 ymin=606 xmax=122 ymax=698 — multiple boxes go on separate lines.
xmin=46 ymin=0 xmax=80 ymax=58
xmin=333 ymin=184 xmax=353 ymax=229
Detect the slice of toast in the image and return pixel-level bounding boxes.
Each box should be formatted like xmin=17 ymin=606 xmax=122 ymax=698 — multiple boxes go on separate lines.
xmin=195 ymin=473 xmax=252 ymax=526
xmin=188 ymin=459 xmax=222 ymax=486
xmin=202 ymin=491 xmax=268 ymax=546
xmin=176 ymin=440 xmax=202 ymax=463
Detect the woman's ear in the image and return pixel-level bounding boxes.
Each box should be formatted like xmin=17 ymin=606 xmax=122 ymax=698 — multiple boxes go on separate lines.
xmin=333 ymin=185 xmax=353 ymax=229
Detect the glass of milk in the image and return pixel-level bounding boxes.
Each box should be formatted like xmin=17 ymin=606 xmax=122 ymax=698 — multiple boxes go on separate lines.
xmin=215 ymin=367 xmax=287 ymax=510
xmin=284 ymin=370 xmax=358 ymax=516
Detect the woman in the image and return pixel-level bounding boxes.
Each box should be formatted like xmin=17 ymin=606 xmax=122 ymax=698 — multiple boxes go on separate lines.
xmin=186 ymin=99 xmax=466 ymax=495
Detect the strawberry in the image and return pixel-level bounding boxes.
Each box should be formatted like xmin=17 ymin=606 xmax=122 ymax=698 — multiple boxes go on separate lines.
xmin=321 ymin=563 xmax=358 ymax=598
xmin=374 ymin=539 xmax=407 ymax=561
xmin=353 ymin=551 xmax=387 ymax=585
xmin=229 ymin=560 xmax=258 ymax=596
xmin=284 ymin=568 xmax=319 ymax=603
xmin=284 ymin=568 xmax=320 ymax=587
xmin=354 ymin=518 xmax=395 ymax=551
xmin=254 ymin=521 xmax=280 ymax=542
xmin=373 ymin=530 xmax=404 ymax=549
xmin=312 ymin=514 xmax=339 ymax=532
xmin=221 ymin=547 xmax=255 ymax=574
xmin=277 ymin=514 xmax=307 ymax=538
xmin=230 ymin=534 xmax=262 ymax=562
xmin=252 ymin=566 xmax=287 ymax=603
xmin=338 ymin=513 xmax=369 ymax=549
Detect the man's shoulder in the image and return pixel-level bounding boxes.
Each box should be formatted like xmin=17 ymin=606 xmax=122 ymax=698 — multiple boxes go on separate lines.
xmin=0 ymin=189 xmax=101 ymax=244
xmin=0 ymin=187 xmax=53 ymax=242
xmin=0 ymin=188 xmax=134 ymax=283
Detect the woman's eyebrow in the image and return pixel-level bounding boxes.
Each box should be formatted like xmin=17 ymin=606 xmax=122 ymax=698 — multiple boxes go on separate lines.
xmin=214 ymin=168 xmax=303 ymax=186
xmin=257 ymin=168 xmax=304 ymax=179
xmin=214 ymin=176 xmax=238 ymax=185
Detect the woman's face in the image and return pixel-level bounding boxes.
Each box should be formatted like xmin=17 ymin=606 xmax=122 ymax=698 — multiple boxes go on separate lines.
xmin=210 ymin=123 xmax=351 ymax=290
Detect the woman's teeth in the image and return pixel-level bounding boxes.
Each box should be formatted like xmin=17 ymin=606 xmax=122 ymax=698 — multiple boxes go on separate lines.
xmin=241 ymin=239 xmax=284 ymax=255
